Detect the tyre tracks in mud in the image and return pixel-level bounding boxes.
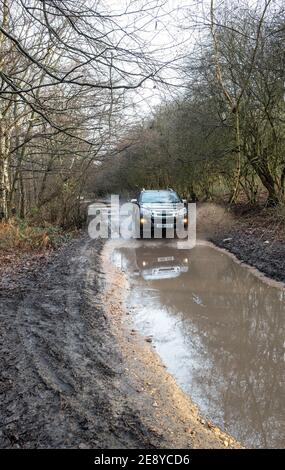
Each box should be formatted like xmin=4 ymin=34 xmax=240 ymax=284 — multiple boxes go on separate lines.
xmin=0 ymin=238 xmax=164 ymax=448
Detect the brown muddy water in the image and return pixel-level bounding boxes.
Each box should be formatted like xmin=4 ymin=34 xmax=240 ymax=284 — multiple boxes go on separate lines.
xmin=111 ymin=240 xmax=285 ymax=449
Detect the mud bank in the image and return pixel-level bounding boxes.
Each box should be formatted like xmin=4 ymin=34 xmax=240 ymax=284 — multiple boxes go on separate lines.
xmin=196 ymin=203 xmax=285 ymax=284
xmin=211 ymin=230 xmax=285 ymax=284
xmin=0 ymin=236 xmax=240 ymax=448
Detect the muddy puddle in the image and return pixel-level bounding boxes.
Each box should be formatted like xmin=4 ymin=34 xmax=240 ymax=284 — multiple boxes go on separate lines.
xmin=111 ymin=240 xmax=285 ymax=449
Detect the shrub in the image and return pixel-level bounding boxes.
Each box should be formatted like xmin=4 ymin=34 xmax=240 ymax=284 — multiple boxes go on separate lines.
xmin=0 ymin=219 xmax=73 ymax=252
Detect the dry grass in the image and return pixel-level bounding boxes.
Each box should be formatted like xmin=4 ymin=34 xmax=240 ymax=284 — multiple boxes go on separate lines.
xmin=0 ymin=219 xmax=72 ymax=252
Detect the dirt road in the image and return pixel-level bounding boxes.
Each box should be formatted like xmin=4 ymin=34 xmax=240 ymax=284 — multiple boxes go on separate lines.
xmin=0 ymin=236 xmax=238 ymax=449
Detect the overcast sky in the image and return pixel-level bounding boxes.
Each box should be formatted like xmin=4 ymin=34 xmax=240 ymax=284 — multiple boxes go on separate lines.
xmin=102 ymin=0 xmax=199 ymax=119
xmin=102 ymin=0 xmax=270 ymax=122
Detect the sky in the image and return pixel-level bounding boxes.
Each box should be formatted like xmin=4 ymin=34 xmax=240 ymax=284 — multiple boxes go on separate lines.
xmin=102 ymin=0 xmax=271 ymax=123
xmin=103 ymin=0 xmax=199 ymax=120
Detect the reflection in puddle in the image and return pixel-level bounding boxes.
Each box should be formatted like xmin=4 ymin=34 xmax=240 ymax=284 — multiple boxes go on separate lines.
xmin=112 ymin=241 xmax=285 ymax=448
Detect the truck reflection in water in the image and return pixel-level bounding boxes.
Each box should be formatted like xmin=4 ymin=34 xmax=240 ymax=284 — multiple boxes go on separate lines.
xmin=133 ymin=246 xmax=189 ymax=280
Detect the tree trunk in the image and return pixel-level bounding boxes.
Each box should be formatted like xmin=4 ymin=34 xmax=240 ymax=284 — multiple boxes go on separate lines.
xmin=0 ymin=130 xmax=10 ymax=219
xmin=281 ymin=166 xmax=285 ymax=200
xmin=230 ymin=110 xmax=242 ymax=204
xmin=249 ymin=157 xmax=279 ymax=206
xmin=19 ymin=170 xmax=25 ymax=218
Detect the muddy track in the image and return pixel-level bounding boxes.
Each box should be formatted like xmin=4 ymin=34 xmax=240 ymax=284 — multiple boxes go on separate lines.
xmin=0 ymin=236 xmax=239 ymax=449
xmin=0 ymin=237 xmax=156 ymax=448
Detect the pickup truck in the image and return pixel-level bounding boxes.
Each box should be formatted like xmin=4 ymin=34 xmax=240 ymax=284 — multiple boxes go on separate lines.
xmin=131 ymin=189 xmax=188 ymax=238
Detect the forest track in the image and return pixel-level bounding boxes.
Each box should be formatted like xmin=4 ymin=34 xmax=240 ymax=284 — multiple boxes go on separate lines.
xmin=0 ymin=235 xmax=239 ymax=449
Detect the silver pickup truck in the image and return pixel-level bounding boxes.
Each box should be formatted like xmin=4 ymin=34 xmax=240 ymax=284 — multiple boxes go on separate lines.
xmin=131 ymin=189 xmax=188 ymax=238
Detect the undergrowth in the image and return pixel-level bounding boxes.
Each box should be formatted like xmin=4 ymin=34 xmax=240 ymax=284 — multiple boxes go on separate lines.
xmin=0 ymin=219 xmax=74 ymax=251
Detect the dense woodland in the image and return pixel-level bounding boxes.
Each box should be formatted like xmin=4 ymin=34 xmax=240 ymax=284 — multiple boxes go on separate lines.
xmin=0 ymin=0 xmax=285 ymax=229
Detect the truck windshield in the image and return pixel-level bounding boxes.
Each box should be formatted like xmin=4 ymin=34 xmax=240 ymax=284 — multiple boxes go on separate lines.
xmin=140 ymin=191 xmax=181 ymax=203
